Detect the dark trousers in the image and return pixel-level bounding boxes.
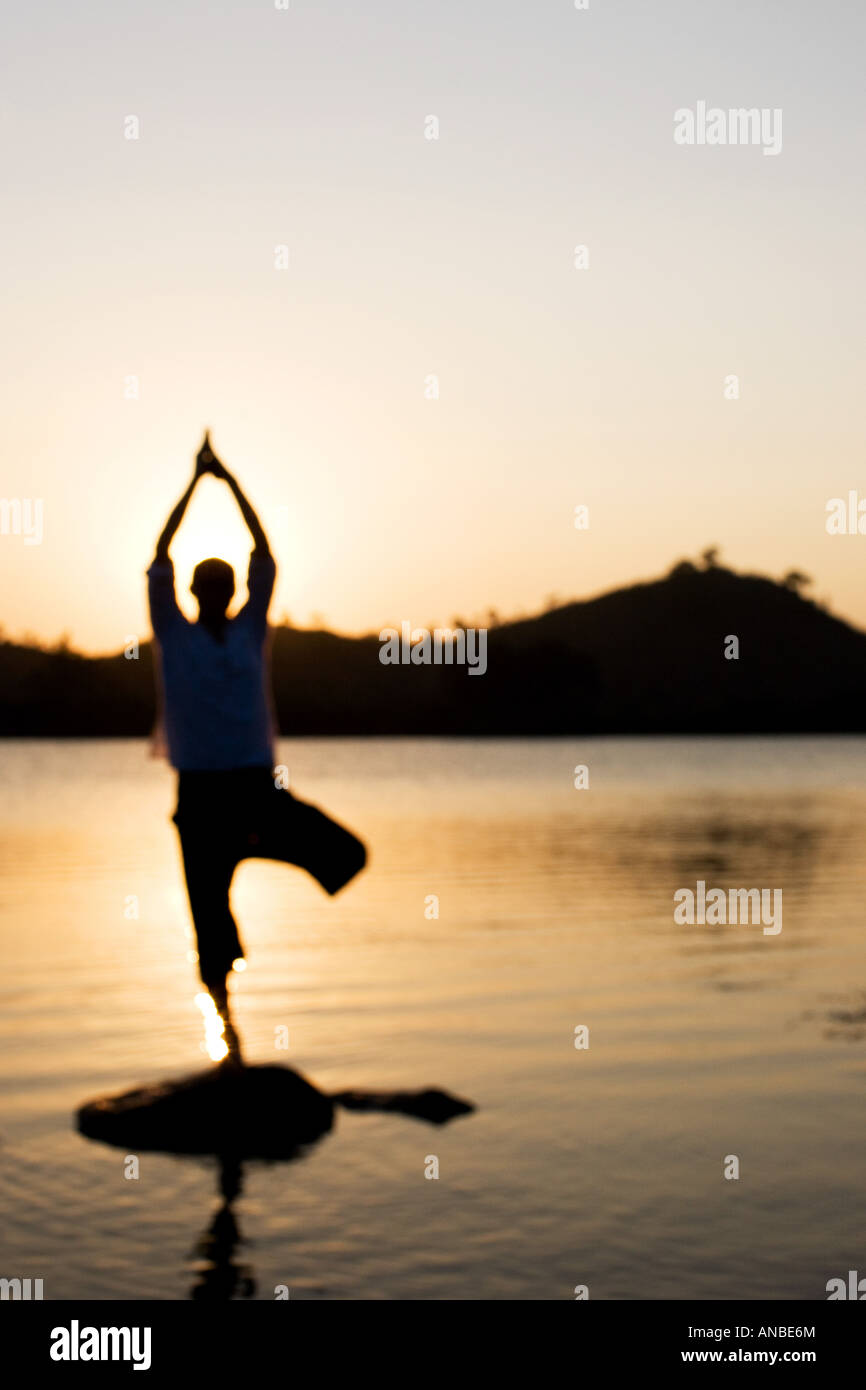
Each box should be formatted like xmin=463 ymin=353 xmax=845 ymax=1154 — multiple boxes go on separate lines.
xmin=173 ymin=766 xmax=367 ymax=989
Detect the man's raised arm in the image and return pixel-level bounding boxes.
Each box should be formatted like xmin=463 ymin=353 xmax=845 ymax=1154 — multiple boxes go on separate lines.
xmin=148 ymin=436 xmax=220 ymax=637
xmin=213 ymin=459 xmax=270 ymax=557
xmin=203 ymin=446 xmax=275 ymax=626
xmin=154 ymin=476 xmax=197 ymax=563
xmin=153 ymin=435 xmax=215 ymax=561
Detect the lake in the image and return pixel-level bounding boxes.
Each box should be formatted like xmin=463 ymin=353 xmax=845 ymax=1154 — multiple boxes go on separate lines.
xmin=1 ymin=736 xmax=864 ymax=1300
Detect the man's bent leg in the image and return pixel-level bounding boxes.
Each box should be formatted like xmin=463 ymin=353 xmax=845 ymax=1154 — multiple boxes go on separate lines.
xmin=245 ymin=780 xmax=367 ymax=893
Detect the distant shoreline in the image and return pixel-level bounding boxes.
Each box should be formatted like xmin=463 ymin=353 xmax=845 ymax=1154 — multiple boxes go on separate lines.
xmin=4 ymin=563 xmax=866 ymax=738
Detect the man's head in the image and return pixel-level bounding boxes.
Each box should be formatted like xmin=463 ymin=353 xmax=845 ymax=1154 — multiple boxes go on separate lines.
xmin=191 ymin=557 xmax=235 ymax=620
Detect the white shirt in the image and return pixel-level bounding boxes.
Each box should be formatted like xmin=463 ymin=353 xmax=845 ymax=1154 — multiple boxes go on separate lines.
xmin=147 ymin=552 xmax=277 ymax=772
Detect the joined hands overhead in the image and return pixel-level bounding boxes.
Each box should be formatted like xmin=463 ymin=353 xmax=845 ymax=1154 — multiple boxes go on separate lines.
xmin=195 ymin=430 xmax=229 ymax=482
xmin=153 ymin=431 xmax=272 ymax=562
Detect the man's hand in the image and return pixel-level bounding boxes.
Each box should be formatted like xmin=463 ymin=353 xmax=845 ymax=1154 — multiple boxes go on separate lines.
xmin=195 ymin=431 xmax=228 ymax=479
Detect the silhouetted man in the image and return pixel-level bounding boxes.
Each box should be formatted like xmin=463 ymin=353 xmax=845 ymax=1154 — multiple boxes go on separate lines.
xmin=148 ymin=434 xmax=365 ymax=1058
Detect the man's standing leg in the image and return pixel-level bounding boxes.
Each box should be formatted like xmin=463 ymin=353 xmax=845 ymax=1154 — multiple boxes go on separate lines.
xmin=176 ymin=825 xmax=244 ymax=1045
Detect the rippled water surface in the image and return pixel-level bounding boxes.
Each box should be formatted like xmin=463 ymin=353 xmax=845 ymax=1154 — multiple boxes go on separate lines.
xmin=1 ymin=737 xmax=864 ymax=1299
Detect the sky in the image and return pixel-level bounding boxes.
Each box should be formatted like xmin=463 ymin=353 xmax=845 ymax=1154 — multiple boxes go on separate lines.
xmin=1 ymin=0 xmax=864 ymax=652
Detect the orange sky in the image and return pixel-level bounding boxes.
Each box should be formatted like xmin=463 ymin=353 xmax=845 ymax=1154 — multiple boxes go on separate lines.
xmin=1 ymin=0 xmax=864 ymax=653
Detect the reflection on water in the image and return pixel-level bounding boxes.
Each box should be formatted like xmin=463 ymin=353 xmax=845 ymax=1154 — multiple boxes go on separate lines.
xmin=191 ymin=1159 xmax=255 ymax=1302
xmin=76 ymin=1058 xmax=473 ymax=1299
xmin=1 ymin=737 xmax=866 ymax=1299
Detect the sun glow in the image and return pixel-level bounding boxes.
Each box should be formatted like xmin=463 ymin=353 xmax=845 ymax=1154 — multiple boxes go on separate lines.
xmin=167 ymin=482 xmax=261 ymax=623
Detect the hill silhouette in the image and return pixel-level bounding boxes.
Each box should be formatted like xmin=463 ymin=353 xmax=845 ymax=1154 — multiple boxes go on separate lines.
xmin=3 ymin=561 xmax=866 ymax=736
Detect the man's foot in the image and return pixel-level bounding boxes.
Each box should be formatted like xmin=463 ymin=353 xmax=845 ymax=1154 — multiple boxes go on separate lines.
xmin=196 ymin=980 xmax=241 ymax=1064
xmin=222 ymin=1018 xmax=244 ymax=1068
xmin=206 ymin=978 xmax=229 ymax=1019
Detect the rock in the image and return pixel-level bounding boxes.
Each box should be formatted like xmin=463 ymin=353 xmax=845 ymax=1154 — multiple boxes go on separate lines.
xmin=77 ymin=1064 xmax=334 ymax=1159
xmin=333 ymin=1087 xmax=475 ymax=1124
